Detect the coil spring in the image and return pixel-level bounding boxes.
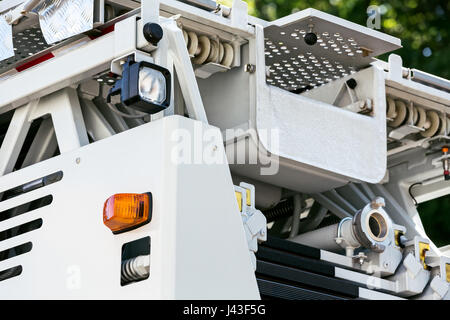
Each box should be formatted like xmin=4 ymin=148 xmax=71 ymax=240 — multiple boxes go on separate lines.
xmin=182 ymin=29 xmax=235 ymax=67
xmin=121 ymin=256 xmax=149 ymax=284
xmin=263 ymin=198 xmax=294 ymax=222
xmin=386 ymin=97 xmax=450 ymax=138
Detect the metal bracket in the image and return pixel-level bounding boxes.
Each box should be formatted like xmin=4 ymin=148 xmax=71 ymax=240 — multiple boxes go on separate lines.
xmin=110 ymin=50 xmax=154 ymax=76
xmin=164 ymin=18 xmax=208 ymax=124
xmin=141 ymin=0 xmax=160 ymax=25
xmin=0 ymin=87 xmax=89 ymax=176
xmin=194 ymin=62 xmax=230 ymax=79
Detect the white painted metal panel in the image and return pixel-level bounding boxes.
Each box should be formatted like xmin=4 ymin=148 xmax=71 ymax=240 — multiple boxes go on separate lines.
xmin=211 ymin=26 xmax=388 ymax=193
xmin=257 ymin=25 xmax=387 ymax=183
xmin=0 ymin=115 xmax=259 ymax=299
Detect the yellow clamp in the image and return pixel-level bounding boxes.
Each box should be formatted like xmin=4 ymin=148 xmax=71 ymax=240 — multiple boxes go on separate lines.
xmin=235 ymin=191 xmax=243 ymax=212
xmin=446 ymin=263 xmax=450 ymax=283
xmin=418 ymin=242 xmax=431 ymax=270
xmin=394 ymin=230 xmax=403 ymax=247
xmin=235 ymin=189 xmax=251 ymax=212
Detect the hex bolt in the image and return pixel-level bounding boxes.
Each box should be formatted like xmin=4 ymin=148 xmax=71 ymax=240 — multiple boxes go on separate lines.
xmin=245 ymin=64 xmax=256 ymax=73
xmin=370 ymin=197 xmax=385 ymax=209
xmin=442 ymin=146 xmax=449 ymax=181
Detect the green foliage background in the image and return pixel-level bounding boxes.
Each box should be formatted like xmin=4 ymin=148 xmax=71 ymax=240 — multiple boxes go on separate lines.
xmin=220 ymin=0 xmax=450 ymax=246
xmin=220 ymin=0 xmax=449 ymax=79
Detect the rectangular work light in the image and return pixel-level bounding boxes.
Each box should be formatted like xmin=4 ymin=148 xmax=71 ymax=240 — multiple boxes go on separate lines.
xmin=107 ymin=59 xmax=172 ymax=114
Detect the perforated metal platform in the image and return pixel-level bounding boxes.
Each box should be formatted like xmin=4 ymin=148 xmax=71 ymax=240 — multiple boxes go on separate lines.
xmin=264 ymin=8 xmax=402 ymax=91
xmin=0 ymin=0 xmax=96 ymax=75
xmin=0 ymin=26 xmax=53 ymax=73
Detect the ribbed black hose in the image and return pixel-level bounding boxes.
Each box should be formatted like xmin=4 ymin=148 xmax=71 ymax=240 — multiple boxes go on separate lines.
xmin=263 ymin=198 xmax=294 ymax=222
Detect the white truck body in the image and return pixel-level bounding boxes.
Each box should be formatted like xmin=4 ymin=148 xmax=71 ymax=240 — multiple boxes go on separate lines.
xmin=0 ymin=0 xmax=448 ymax=300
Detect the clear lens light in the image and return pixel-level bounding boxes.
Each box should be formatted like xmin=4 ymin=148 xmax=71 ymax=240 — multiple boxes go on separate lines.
xmin=139 ymin=67 xmax=167 ymax=104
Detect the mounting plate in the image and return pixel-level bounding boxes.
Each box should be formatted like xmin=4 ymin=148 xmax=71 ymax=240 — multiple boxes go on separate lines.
xmin=264 ymin=8 xmax=402 ymax=91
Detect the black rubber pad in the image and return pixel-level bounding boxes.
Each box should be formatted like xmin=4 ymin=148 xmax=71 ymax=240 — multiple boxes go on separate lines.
xmin=256 ymin=260 xmax=360 ymax=298
xmin=262 ymin=236 xmax=321 ymax=259
xmin=256 ymin=246 xmax=335 ymax=277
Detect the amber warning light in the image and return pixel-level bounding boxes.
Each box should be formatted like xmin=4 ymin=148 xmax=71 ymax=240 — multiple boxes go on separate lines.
xmin=103 ymin=193 xmax=152 ymax=234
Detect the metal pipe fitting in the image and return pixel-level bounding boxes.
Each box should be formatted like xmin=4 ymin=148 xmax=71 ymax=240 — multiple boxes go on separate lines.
xmin=291 ymin=198 xmax=394 ymax=255
xmin=352 ymin=204 xmax=391 ymax=252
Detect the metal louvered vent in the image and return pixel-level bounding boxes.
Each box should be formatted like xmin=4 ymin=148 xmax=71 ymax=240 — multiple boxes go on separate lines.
xmin=0 ymin=171 xmax=62 ymax=283
xmin=264 ymin=8 xmax=401 ymax=92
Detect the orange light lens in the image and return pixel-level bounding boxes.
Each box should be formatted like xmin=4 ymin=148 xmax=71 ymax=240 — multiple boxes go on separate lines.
xmin=103 ymin=193 xmax=152 ymax=234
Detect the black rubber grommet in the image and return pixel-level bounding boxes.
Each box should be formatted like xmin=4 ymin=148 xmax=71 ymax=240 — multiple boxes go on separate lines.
xmin=346 ymin=78 xmax=358 ymax=89
xmin=143 ymin=23 xmax=163 ymax=45
xmin=304 ymin=32 xmax=318 ymax=46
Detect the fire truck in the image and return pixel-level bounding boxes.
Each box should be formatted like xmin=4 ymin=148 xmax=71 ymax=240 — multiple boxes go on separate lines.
xmin=0 ymin=0 xmax=449 ymax=300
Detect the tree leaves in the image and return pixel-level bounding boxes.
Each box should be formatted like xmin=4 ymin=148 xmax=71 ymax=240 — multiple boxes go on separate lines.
xmin=221 ymin=0 xmax=449 ymax=78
